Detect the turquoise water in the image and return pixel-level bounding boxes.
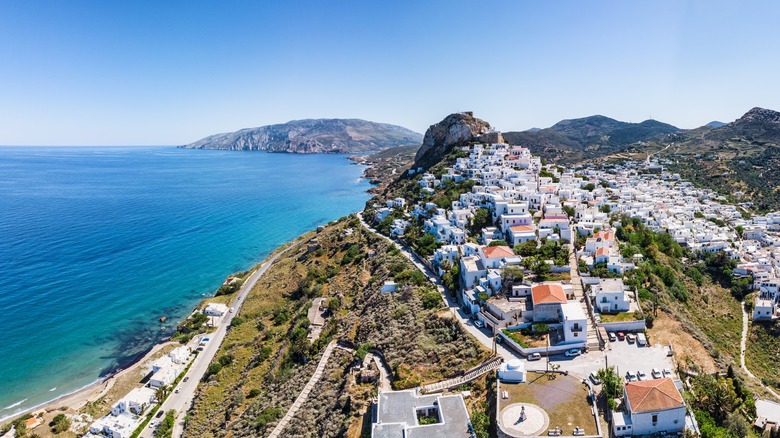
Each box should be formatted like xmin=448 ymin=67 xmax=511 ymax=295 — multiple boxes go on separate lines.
xmin=0 ymin=147 xmax=370 ymax=418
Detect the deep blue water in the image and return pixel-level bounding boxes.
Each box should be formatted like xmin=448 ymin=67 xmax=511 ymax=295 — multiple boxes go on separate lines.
xmin=0 ymin=146 xmax=370 ymax=417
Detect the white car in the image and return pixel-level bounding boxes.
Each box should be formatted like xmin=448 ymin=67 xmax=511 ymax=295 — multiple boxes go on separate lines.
xmin=589 ymin=372 xmax=602 ymax=385
xmin=662 ymin=368 xmax=673 ymax=378
xmin=564 ymin=348 xmax=581 ymax=357
xmin=651 ymin=368 xmax=662 ymax=379
xmin=473 ymin=320 xmax=484 ymax=328
xmin=625 ymin=370 xmax=638 ymax=382
xmin=527 ymin=352 xmax=542 ymax=361
xmin=637 ymin=370 xmax=647 ymax=381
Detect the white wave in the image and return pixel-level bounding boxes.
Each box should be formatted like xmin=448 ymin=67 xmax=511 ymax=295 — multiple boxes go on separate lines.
xmin=2 ymin=398 xmax=28 ymax=410
xmin=49 ymin=387 xmax=57 ymax=392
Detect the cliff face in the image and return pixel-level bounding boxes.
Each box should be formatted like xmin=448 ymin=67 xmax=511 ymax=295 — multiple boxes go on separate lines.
xmin=413 ymin=112 xmax=492 ymax=168
xmin=180 ymin=119 xmax=422 ymax=154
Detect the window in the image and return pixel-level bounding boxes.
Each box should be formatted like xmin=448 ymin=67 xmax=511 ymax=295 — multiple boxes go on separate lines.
xmin=652 ymin=414 xmax=658 ymax=423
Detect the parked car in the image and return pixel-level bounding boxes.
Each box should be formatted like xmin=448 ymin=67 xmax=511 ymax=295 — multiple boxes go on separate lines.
xmin=564 ymin=348 xmax=581 ymax=357
xmin=608 ymin=332 xmax=617 ymax=342
xmin=174 ymin=388 xmax=180 ymax=394
xmin=589 ymin=372 xmax=602 ymax=385
xmin=155 ymin=410 xmax=164 ymax=418
xmin=637 ymin=370 xmax=647 ymax=381
xmin=651 ymin=368 xmax=662 ymax=379
xmin=474 ymin=320 xmax=484 ymax=328
xmin=662 ymin=368 xmax=673 ymax=378
xmin=637 ymin=332 xmax=647 ymax=346
xmin=617 ymin=331 xmax=625 ymax=341
xmin=527 ymin=352 xmax=542 ymax=361
xmin=626 ymin=333 xmax=636 ymax=344
xmin=183 ymin=376 xmax=189 ymax=382
xmin=625 ymin=370 xmax=638 ymax=382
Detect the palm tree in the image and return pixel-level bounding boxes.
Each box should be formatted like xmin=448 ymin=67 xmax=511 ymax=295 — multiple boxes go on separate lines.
xmin=155 ymin=384 xmax=169 ymax=401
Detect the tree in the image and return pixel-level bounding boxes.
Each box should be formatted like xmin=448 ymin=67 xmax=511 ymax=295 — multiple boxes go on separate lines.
xmin=691 ymin=374 xmax=739 ymax=423
xmin=488 ymin=240 xmax=510 ymax=247
xmin=155 ymin=384 xmax=170 ymax=401
xmin=734 ymin=225 xmax=745 ymax=239
xmin=596 ymin=366 xmax=624 ymax=400
xmin=584 ymin=183 xmax=596 ymax=192
xmin=468 ymin=208 xmax=491 ymax=235
xmin=50 ymin=414 xmax=71 ymax=434
xmin=514 ymin=240 xmax=538 ymax=257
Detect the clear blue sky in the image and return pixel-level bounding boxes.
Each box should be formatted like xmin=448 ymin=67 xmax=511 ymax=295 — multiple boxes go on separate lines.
xmin=1 ymin=0 xmax=778 ymax=145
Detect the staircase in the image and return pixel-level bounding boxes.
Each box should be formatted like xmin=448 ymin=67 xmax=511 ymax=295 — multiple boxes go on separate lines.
xmin=420 ymin=356 xmax=503 ymax=394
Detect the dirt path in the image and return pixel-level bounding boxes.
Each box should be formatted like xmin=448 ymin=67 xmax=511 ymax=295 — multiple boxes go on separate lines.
xmin=741 ymin=301 xmax=780 ymax=400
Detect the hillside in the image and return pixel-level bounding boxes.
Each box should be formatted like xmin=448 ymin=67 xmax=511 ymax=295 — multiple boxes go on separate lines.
xmin=349 ymin=144 xmax=420 ymax=194
xmin=183 ymin=217 xmax=490 ymax=437
xmin=653 ymin=107 xmax=780 ymax=211
xmin=180 ymin=119 xmax=422 ymax=154
xmin=502 ymin=115 xmax=680 ymax=163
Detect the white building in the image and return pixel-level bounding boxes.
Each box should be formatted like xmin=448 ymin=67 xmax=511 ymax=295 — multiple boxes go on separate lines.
xmin=592 ymin=278 xmax=631 ymax=313
xmin=111 ymin=386 xmax=156 ymax=416
xmin=613 ymin=379 xmax=686 ymax=437
xmin=203 ymin=302 xmax=228 ymax=316
xmin=498 ymin=359 xmax=526 ymax=382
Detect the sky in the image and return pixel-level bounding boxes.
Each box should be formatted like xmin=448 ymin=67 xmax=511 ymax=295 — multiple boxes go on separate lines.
xmin=0 ymin=0 xmax=779 ymax=145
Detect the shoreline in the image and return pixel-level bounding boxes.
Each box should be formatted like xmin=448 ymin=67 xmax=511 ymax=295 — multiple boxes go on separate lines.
xmin=0 ymin=155 xmax=378 ymax=428
xmin=0 ymin=232 xmax=314 ymax=427
xmin=0 ymin=340 xmax=176 ymax=424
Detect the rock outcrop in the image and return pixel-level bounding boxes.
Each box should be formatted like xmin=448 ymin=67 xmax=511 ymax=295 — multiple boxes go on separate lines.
xmin=180 ymin=119 xmax=422 ymax=154
xmin=413 ymin=112 xmax=492 ymax=169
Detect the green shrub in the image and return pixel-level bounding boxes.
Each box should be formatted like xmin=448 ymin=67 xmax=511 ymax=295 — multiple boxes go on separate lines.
xmin=422 ymin=291 xmax=442 ymax=309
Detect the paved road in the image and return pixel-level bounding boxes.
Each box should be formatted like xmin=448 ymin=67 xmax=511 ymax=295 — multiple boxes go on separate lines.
xmin=740 ymin=301 xmax=780 ymax=401
xmin=138 ymin=243 xmax=300 ymax=438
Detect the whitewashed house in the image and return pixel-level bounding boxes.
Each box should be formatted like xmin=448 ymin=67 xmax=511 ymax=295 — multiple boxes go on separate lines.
xmin=592 ymin=278 xmax=631 ymax=313
xmin=613 ymin=379 xmax=686 ymax=437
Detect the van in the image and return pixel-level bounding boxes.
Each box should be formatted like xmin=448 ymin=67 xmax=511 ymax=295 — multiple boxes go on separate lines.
xmin=637 ymin=333 xmax=647 ymax=347
xmin=626 ymin=333 xmax=636 ymax=344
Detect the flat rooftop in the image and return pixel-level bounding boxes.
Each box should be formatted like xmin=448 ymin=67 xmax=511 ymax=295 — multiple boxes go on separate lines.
xmin=372 ymin=390 xmax=472 ymax=438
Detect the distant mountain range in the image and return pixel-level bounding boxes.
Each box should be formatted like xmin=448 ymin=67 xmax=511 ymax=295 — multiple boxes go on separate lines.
xmin=180 ymin=119 xmax=422 ymax=154
xmin=658 ymin=107 xmax=780 ymax=211
xmin=502 ymin=115 xmax=681 ymax=163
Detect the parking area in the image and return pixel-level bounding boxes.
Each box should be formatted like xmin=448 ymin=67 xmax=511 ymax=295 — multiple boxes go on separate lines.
xmin=537 ymin=337 xmax=676 ymax=381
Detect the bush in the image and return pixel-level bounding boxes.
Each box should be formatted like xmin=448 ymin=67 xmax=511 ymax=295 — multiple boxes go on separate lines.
xmin=218 ymin=354 xmax=233 ymax=366
xmin=50 ymin=413 xmax=70 ymax=434
xmin=247 ymin=388 xmax=261 ymax=398
xmin=422 ymin=291 xmax=442 ymax=309
xmin=229 ymin=316 xmax=246 ymax=328
xmin=206 ymin=363 xmax=222 ymax=376
xmin=395 ymin=270 xmax=427 ymax=286
xmin=254 ymin=407 xmax=282 ymax=432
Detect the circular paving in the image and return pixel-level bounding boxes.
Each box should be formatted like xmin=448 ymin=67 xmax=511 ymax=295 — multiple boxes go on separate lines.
xmin=499 ymin=403 xmax=549 ymax=436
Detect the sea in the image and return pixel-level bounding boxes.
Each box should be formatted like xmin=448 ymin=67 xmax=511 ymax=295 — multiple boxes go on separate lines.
xmin=0 ymin=146 xmax=371 ymax=419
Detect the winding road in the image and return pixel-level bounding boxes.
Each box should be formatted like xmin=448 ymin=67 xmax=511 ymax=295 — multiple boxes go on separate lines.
xmin=138 ymin=242 xmax=302 ymax=438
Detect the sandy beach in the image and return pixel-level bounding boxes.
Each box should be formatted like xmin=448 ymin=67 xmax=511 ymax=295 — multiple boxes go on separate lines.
xmin=1 ymin=341 xmax=177 ymax=434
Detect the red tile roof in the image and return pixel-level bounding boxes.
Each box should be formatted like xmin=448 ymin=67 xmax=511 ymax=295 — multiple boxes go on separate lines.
xmin=482 ymin=245 xmax=514 ymax=259
xmin=531 ymin=284 xmax=567 ymax=305
xmin=595 ymin=247 xmax=611 ymax=257
xmin=626 ymin=378 xmax=684 ymax=413
xmin=594 ymin=230 xmax=615 ymax=241
xmin=510 ymin=225 xmax=534 ymax=232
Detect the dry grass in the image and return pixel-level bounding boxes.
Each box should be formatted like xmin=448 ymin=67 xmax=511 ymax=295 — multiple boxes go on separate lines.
xmin=500 ymin=372 xmax=596 ymax=435
xmin=649 ymin=311 xmax=717 ymax=373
